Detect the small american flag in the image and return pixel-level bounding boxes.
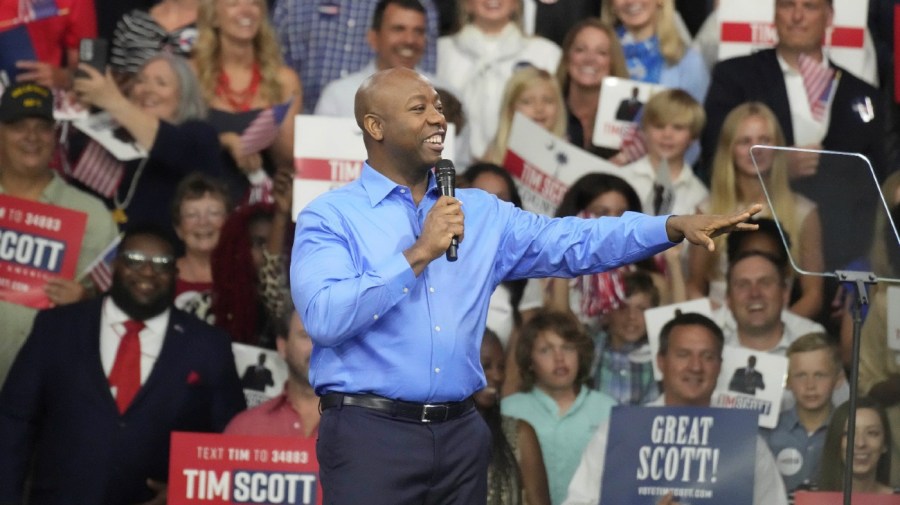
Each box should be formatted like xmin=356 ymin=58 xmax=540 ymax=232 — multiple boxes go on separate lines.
xmin=798 ymin=53 xmax=836 ymax=122
xmin=81 ymin=234 xmax=122 ymax=292
xmin=239 ymin=99 xmax=293 ymax=155
xmin=71 ymin=140 xmax=124 ymax=198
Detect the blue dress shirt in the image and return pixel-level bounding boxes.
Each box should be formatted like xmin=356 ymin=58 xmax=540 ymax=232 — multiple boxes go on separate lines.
xmin=290 ymin=163 xmax=675 ymax=403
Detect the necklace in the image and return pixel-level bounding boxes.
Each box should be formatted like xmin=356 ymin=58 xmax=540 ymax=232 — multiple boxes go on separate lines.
xmin=215 ymin=63 xmax=261 ymax=112
xmin=112 ymin=157 xmax=149 ymax=224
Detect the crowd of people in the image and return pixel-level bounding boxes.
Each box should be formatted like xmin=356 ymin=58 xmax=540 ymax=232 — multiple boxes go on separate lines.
xmin=2 ymin=0 xmax=900 ymax=504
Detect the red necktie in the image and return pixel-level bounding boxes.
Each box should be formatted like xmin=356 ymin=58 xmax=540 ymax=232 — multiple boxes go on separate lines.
xmin=109 ymin=320 xmax=144 ymax=413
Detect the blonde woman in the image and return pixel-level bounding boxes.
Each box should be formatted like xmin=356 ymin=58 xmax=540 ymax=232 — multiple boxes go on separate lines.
xmin=555 ymin=18 xmax=628 ymax=157
xmin=601 ymin=0 xmax=708 ymax=102
xmin=686 ymin=102 xmax=825 ymax=319
xmin=194 ymin=0 xmax=302 ymax=203
xmin=438 ymin=0 xmax=561 ymax=162
xmin=482 ymin=66 xmax=566 ymax=165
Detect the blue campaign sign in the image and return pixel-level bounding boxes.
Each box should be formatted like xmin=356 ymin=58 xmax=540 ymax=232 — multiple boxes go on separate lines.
xmin=600 ymin=405 xmax=757 ymax=505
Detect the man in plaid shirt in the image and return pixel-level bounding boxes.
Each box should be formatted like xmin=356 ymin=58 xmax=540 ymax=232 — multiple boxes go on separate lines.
xmin=272 ymin=0 xmax=440 ymax=113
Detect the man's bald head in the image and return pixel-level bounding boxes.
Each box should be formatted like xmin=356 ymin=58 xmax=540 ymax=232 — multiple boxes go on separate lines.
xmin=354 ymin=67 xmax=429 ymax=129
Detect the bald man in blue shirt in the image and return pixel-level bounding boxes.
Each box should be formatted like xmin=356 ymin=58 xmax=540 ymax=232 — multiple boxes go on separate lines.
xmin=290 ymin=67 xmax=761 ymax=505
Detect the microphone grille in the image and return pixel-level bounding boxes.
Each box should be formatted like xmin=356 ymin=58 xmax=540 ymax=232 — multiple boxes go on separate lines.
xmin=435 ymin=159 xmax=455 ymax=173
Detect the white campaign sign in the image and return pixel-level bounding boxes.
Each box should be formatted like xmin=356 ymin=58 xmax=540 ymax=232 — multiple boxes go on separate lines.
xmin=718 ymin=0 xmax=872 ymax=83
xmin=712 ymin=345 xmax=787 ymax=429
xmin=592 ymin=77 xmax=666 ymax=149
xmin=504 ymin=112 xmax=624 ymax=216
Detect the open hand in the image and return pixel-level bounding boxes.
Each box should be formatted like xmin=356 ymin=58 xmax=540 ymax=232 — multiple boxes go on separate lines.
xmin=665 ymin=204 xmax=763 ymax=252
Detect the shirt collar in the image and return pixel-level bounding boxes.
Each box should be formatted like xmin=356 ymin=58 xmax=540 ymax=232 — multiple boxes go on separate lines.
xmin=359 ymin=161 xmax=438 ymax=207
xmin=103 ymin=296 xmax=170 ymax=336
xmin=776 ymin=51 xmax=830 ymax=76
xmin=532 ymin=385 xmax=591 ymax=418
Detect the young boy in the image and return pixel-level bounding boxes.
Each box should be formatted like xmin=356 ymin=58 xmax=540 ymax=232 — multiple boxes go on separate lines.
xmin=762 ymin=333 xmax=841 ymax=494
xmin=620 ymin=89 xmax=708 ymax=216
xmin=589 ymin=269 xmax=660 ymax=405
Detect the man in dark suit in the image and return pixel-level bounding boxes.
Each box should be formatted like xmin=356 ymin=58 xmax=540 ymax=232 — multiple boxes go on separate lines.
xmin=615 ymin=86 xmax=644 ymax=122
xmin=0 ymin=225 xmax=246 ymax=504
xmin=729 ymin=355 xmax=766 ymax=395
xmin=702 ymin=0 xmax=885 ymax=274
xmin=241 ymin=352 xmax=276 ymax=392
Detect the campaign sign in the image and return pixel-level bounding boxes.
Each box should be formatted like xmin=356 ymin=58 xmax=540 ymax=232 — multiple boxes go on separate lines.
xmin=504 ymin=112 xmax=623 ymax=216
xmin=169 ymin=432 xmax=321 ymax=505
xmin=718 ymin=0 xmax=871 ymax=84
xmin=795 ymin=491 xmax=900 ymax=505
xmin=887 ymin=286 xmax=900 ymax=352
xmin=232 ymin=343 xmax=288 ymax=408
xmin=292 ymin=115 xmax=455 ymax=220
xmin=645 ymin=299 xmax=715 ymax=381
xmin=592 ymin=77 xmax=666 ymax=150
xmin=600 ymin=405 xmax=757 ymax=505
xmin=712 ymin=345 xmax=787 ymax=429
xmin=72 ymin=111 xmax=146 ymax=160
xmin=0 ymin=195 xmax=87 ymax=308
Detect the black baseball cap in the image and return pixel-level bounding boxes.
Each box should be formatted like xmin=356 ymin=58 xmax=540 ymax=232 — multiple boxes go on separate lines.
xmin=0 ymin=82 xmax=54 ymax=124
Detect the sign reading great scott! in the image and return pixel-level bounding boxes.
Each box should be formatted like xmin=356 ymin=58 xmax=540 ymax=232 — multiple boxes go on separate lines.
xmin=600 ymin=406 xmax=757 ymax=505
xmin=0 ymin=194 xmax=87 ymax=309
xmin=168 ymin=432 xmax=321 ymax=505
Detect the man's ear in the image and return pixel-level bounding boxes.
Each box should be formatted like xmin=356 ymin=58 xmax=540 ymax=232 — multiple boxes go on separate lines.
xmin=366 ymin=29 xmax=378 ymax=52
xmin=364 ymin=113 xmax=384 ymax=141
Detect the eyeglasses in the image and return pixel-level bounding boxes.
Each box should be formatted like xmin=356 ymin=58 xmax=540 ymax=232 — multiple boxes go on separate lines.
xmin=118 ymin=250 xmax=176 ymax=273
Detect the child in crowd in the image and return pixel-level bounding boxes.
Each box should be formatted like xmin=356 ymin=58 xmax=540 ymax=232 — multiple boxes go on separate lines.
xmin=482 ymin=66 xmax=567 ymax=165
xmin=687 ymin=102 xmax=824 ymax=319
xmin=502 ymin=310 xmax=616 ymax=505
xmin=762 ymin=333 xmax=841 ymax=495
xmin=589 ymin=270 xmax=660 ymax=405
xmin=619 ymin=88 xmax=707 ymax=218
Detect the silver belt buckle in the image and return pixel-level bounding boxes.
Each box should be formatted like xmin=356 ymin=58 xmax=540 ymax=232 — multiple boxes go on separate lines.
xmin=420 ymin=403 xmax=448 ymax=423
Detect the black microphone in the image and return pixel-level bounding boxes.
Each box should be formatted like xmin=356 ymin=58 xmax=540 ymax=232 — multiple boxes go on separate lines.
xmin=435 ymin=159 xmax=459 ymax=262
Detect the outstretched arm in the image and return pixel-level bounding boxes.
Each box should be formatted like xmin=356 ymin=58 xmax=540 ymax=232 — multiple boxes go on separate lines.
xmin=665 ymin=204 xmax=763 ymax=251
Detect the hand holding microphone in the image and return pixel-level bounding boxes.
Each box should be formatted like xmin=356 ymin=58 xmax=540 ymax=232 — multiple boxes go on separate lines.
xmin=402 ymin=160 xmax=464 ymax=272
xmin=436 ymin=159 xmax=460 ymax=262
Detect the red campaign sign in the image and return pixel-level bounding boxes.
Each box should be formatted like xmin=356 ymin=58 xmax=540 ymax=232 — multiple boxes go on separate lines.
xmin=0 ymin=194 xmax=87 ymax=309
xmin=294 ymin=157 xmax=363 ymax=182
xmin=169 ymin=432 xmax=321 ymax=505
xmin=720 ymin=22 xmax=865 ymax=49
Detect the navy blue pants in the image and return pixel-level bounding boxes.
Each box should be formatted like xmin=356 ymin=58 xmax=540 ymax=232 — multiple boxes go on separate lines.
xmin=317 ymin=404 xmax=491 ymax=505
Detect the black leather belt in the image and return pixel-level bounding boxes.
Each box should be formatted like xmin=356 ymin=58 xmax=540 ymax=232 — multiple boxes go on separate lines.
xmin=320 ymin=393 xmax=474 ymax=423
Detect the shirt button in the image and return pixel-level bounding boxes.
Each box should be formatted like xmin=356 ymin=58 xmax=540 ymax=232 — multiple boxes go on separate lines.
xmin=400 ymin=188 xmax=406 ymax=194
xmin=434 ymin=367 xmax=441 ymax=373
xmin=435 ymin=326 xmax=441 ymax=332
xmin=429 ymin=287 xmax=435 ymax=293
xmin=402 ymin=287 xmax=409 ymax=294
xmin=347 ymin=18 xmax=356 ymax=27
xmin=344 ymin=44 xmax=352 ymax=52
xmin=293 ymin=422 xmax=301 ymax=429
xmin=373 ymin=314 xmax=379 ymax=320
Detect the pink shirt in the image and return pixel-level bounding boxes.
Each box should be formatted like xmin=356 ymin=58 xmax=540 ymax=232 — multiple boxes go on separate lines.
xmin=224 ymin=390 xmax=317 ymax=438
